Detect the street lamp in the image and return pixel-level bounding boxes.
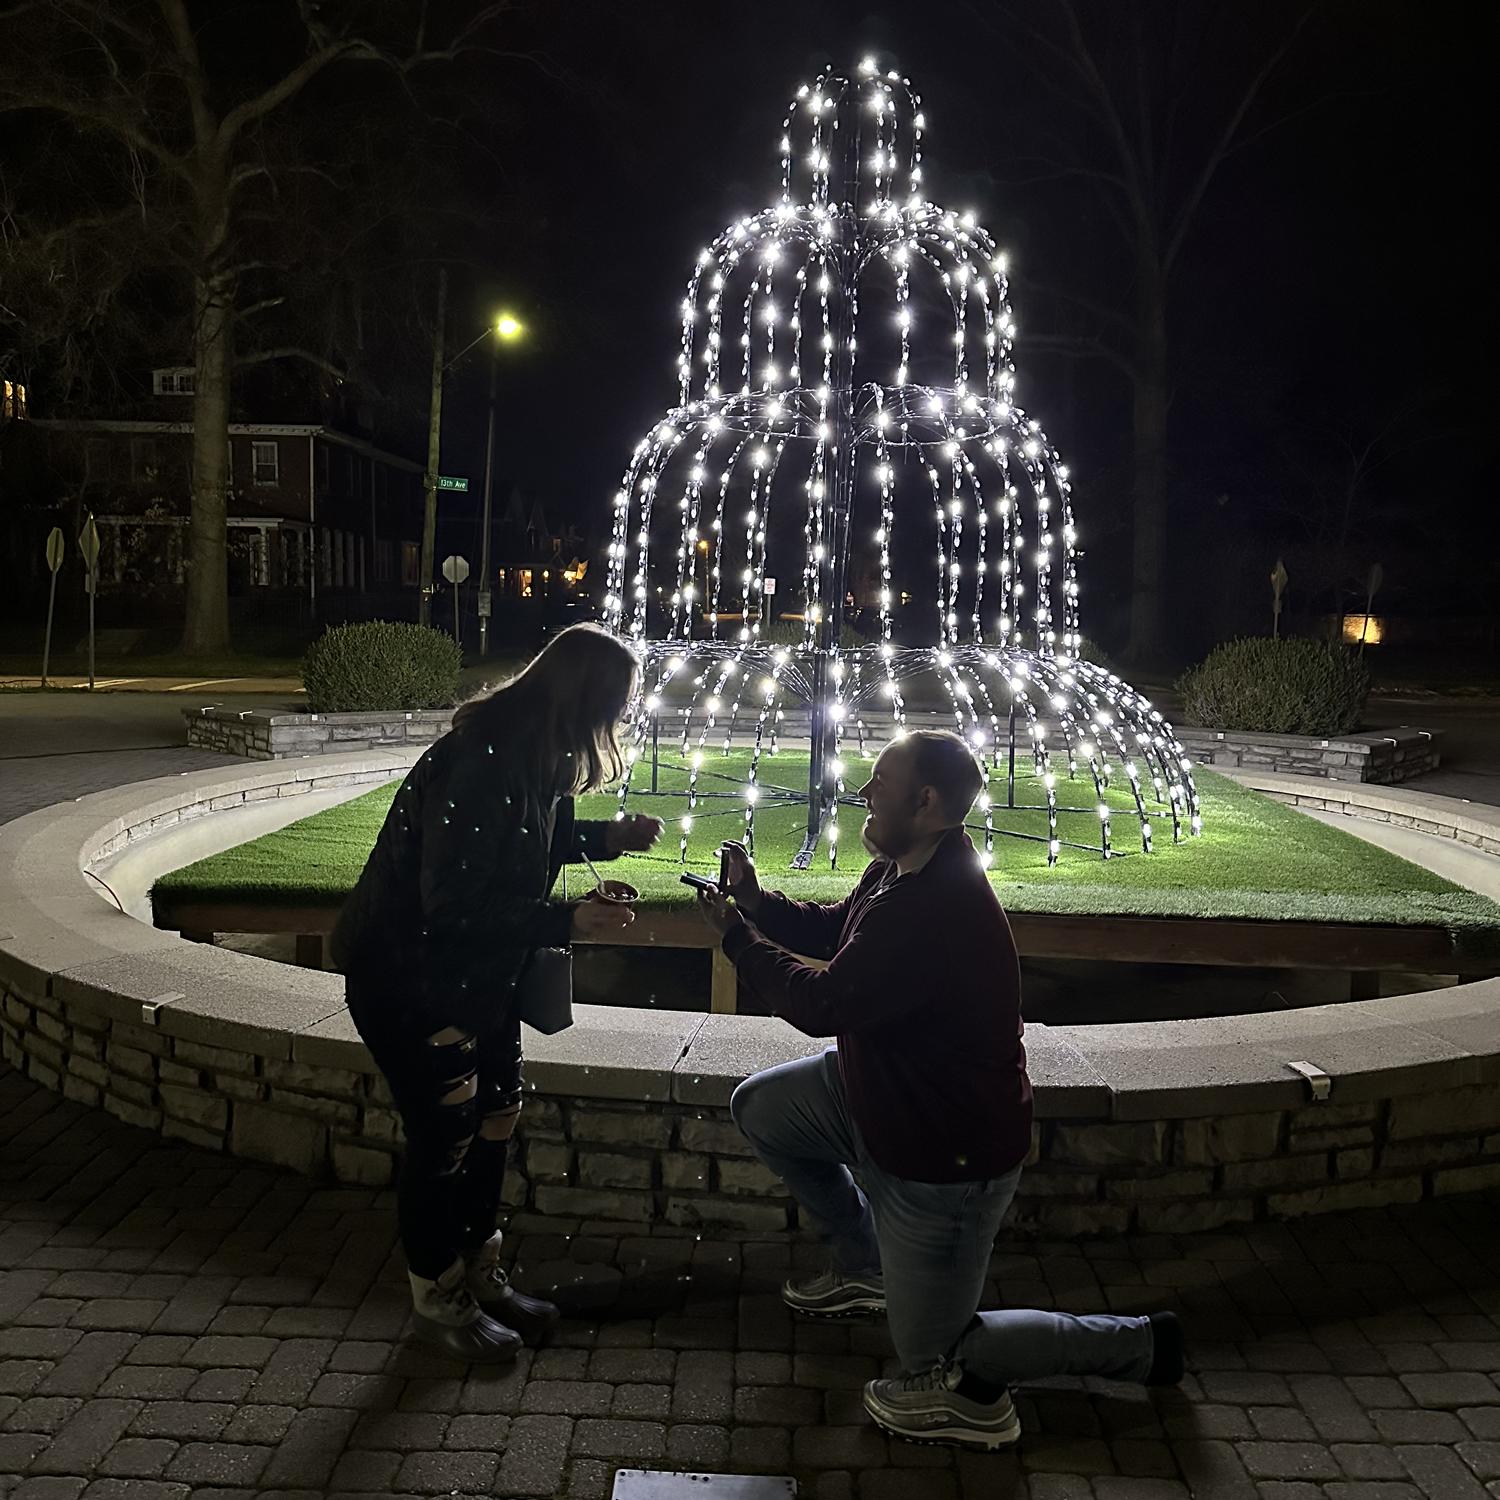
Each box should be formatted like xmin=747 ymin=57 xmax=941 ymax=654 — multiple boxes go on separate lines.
xmin=419 ymin=300 xmax=526 ymax=641
xmin=478 ymin=312 xmax=525 ymax=658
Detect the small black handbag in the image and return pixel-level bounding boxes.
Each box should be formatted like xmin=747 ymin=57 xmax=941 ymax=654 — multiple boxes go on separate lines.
xmin=515 ymin=945 xmax=574 ymax=1034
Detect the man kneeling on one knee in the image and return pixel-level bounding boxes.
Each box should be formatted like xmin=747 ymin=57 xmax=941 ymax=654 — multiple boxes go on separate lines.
xmin=694 ymin=729 xmax=1183 ymax=1451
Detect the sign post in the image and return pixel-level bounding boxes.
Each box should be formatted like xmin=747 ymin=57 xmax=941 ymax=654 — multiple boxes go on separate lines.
xmin=441 ymin=554 xmax=470 ymax=653
xmin=41 ymin=527 xmax=65 ymax=687
xmin=77 ymin=513 xmax=100 ymax=690
xmin=437 ymin=475 xmax=469 ymax=493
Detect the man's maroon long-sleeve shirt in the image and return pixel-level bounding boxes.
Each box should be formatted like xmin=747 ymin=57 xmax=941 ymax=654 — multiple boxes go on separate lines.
xmin=721 ymin=827 xmax=1032 ymax=1184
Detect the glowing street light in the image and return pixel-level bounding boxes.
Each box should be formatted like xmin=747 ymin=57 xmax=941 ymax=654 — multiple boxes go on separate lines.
xmin=479 ymin=314 xmax=526 ymax=657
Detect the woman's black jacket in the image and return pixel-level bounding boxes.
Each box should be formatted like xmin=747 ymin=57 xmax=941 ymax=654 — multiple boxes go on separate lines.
xmin=330 ymin=724 xmax=616 ymax=1033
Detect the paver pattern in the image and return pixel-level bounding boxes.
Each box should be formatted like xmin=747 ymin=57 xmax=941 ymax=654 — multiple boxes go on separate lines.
xmin=4 ymin=1064 xmax=1500 ymax=1499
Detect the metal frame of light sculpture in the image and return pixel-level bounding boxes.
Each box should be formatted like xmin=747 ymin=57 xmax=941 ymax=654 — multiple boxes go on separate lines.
xmin=604 ymin=60 xmax=1203 ymax=869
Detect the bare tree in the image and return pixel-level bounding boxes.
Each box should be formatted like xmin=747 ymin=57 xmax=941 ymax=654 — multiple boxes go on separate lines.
xmin=973 ymin=0 xmax=1320 ymax=663
xmin=1266 ymin=409 xmax=1413 ymax=630
xmin=0 ymin=0 xmax=505 ymax=655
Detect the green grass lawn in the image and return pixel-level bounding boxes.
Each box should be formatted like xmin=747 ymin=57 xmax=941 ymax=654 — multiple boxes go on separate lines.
xmin=151 ymin=753 xmax=1500 ymax=948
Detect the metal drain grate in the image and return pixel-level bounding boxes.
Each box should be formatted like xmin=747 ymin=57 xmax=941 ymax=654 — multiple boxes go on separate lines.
xmin=610 ymin=1473 xmax=798 ymax=1499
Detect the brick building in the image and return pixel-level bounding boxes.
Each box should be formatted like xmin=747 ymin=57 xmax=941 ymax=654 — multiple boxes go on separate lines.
xmin=4 ymin=389 xmax=426 ymax=634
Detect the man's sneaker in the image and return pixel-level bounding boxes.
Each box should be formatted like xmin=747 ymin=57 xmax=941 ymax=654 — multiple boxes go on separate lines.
xmin=781 ymin=1267 xmax=886 ymax=1318
xmin=862 ymin=1363 xmax=1021 ymax=1450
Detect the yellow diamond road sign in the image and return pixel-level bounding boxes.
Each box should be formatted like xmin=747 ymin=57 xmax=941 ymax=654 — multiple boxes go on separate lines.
xmin=78 ymin=516 xmax=100 ymax=571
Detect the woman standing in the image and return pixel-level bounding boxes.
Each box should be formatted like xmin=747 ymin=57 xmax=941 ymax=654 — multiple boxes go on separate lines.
xmin=332 ymin=624 xmax=661 ymax=1363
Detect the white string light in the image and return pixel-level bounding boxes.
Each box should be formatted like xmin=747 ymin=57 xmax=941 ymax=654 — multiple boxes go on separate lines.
xmin=605 ymin=62 xmax=1203 ymax=868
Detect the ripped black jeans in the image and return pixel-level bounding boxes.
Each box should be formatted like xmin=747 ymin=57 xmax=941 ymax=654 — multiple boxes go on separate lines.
xmin=346 ymin=980 xmax=524 ymax=1280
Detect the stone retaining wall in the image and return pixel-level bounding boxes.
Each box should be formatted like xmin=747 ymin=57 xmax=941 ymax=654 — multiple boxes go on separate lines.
xmin=1178 ymin=725 xmax=1441 ymax=784
xmin=3 ymin=751 xmax=1500 ymax=1240
xmin=188 ymin=706 xmax=1444 ymax=792
xmin=6 ymin=966 xmax=1500 ymax=1239
xmin=185 ymin=706 xmax=453 ymax=759
xmin=1237 ymin=769 xmax=1500 ymax=857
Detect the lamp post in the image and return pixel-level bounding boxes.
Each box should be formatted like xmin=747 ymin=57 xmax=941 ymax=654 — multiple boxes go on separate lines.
xmin=418 ymin=270 xmax=448 ymax=628
xmin=479 ymin=312 xmax=524 ymax=659
xmin=421 ymin=308 xmax=525 ymax=644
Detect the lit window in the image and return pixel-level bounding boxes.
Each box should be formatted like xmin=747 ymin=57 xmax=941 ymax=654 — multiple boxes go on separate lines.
xmin=1341 ymin=614 xmax=1384 ymax=646
xmin=251 ymin=441 xmax=279 ymax=485
xmin=152 ymin=368 xmax=195 ymax=396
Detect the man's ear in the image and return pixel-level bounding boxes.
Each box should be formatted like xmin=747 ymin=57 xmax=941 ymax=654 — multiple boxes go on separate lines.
xmin=915 ymin=783 xmax=940 ymax=820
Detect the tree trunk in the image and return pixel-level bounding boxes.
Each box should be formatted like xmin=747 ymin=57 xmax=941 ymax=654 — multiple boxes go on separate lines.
xmin=1127 ymin=260 xmax=1170 ymax=666
xmin=181 ymin=264 xmax=234 ymax=657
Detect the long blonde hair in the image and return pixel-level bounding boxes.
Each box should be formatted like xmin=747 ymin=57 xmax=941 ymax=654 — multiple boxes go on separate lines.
xmin=452 ymin=623 xmax=639 ymax=794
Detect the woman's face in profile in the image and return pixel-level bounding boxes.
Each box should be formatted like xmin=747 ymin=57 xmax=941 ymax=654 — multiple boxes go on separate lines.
xmin=616 ymin=671 xmax=641 ymax=724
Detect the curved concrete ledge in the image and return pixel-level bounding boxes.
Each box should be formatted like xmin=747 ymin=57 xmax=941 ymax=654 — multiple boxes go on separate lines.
xmin=2 ymin=756 xmax=1500 ymax=1238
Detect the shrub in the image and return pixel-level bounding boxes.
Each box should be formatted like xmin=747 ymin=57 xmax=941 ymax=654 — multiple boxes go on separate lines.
xmin=760 ymin=616 xmax=870 ymax=650
xmin=1176 ymin=636 xmax=1370 ymax=736
xmin=301 ymin=621 xmax=462 ymax=712
xmin=1062 ymin=635 xmax=1117 ymax=675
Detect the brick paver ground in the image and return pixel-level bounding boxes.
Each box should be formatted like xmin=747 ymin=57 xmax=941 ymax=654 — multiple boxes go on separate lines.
xmin=4 ymin=1066 xmax=1500 ymax=1499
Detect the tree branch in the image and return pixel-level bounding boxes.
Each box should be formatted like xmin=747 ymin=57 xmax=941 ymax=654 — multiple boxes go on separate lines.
xmin=234 ymin=345 xmax=346 ymax=379
xmin=154 ymin=0 xmax=213 ymax=143
xmin=1055 ymin=0 xmax=1148 ymax=203
xmin=216 ymin=41 xmax=358 ymax=148
xmin=0 ymin=86 xmax=184 ymax=174
xmin=1017 ymin=280 xmax=1137 ymax=338
xmin=1021 ymin=332 xmax=1141 ymax=382
xmin=236 ymin=296 xmax=285 ymax=319
xmin=1164 ymin=4 xmax=1319 ymax=270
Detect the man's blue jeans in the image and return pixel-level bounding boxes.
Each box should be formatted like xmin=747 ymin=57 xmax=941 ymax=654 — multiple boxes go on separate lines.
xmin=731 ymin=1047 xmax=1154 ymax=1385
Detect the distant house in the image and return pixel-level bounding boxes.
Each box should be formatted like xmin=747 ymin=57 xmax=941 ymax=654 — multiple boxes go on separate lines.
xmin=1 ymin=376 xmax=28 ymax=423
xmin=491 ymin=485 xmax=588 ymax=602
xmin=23 ymin=413 xmax=425 ymax=626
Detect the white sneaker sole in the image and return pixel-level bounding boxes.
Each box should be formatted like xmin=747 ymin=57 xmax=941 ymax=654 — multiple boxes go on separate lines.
xmin=863 ymin=1393 xmax=1021 ymax=1451
xmin=781 ymin=1286 xmax=887 ymax=1319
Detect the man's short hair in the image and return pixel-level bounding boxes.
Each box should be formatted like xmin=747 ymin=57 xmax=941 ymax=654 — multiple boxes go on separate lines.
xmin=906 ymin=729 xmax=986 ymax=822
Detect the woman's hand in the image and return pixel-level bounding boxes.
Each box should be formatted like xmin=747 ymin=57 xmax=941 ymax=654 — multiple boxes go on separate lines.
xmin=572 ymin=899 xmax=636 ymax=939
xmin=606 ymin=813 xmax=664 ymax=855
xmin=717 ymin=840 xmax=762 ymax=915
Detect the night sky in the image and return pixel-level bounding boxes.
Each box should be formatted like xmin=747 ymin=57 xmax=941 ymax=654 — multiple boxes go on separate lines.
xmin=424 ymin=0 xmax=1494 ymax=649
xmin=6 ymin=1 xmax=1490 ymax=652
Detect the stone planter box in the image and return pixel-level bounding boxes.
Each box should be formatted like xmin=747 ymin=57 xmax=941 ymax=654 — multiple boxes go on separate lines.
xmin=1177 ymin=724 xmax=1441 ymax=784
xmin=185 ymin=705 xmax=455 ymax=759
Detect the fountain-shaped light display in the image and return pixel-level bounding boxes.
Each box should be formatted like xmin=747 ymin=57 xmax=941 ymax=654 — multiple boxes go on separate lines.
xmin=605 ymin=60 xmax=1203 ymax=869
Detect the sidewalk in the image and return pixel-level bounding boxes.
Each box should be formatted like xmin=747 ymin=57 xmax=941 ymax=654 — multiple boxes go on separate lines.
xmin=3 ymin=1063 xmax=1500 ymax=1499
xmin=1 ymin=676 xmax=304 ymax=694
xmin=0 ymin=693 xmax=295 ymax=827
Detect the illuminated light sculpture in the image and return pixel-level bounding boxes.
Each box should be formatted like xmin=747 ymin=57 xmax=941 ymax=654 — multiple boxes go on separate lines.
xmin=605 ymin=62 xmax=1202 ymax=868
